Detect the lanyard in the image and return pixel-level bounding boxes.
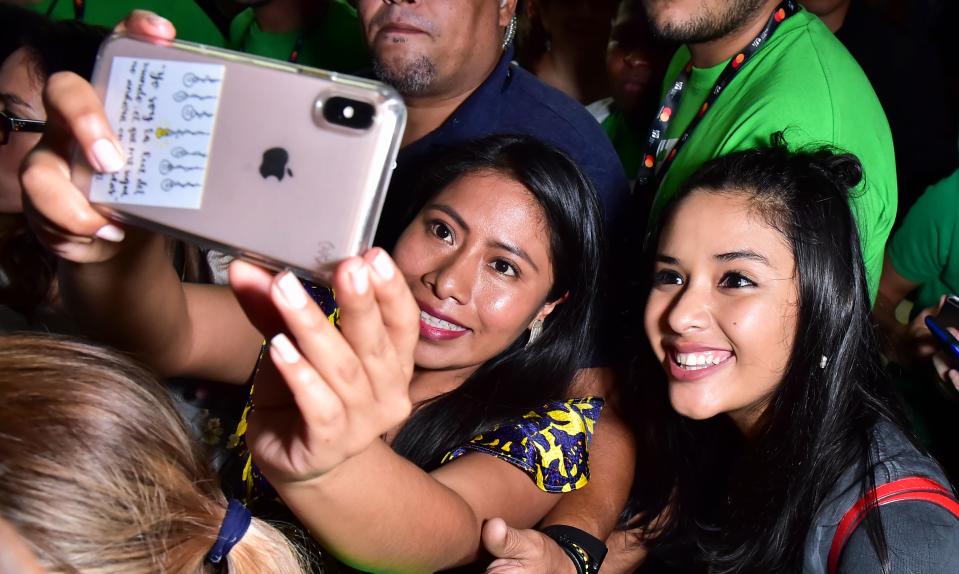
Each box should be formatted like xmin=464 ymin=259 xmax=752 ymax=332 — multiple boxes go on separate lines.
xmin=288 ymin=31 xmax=305 ymax=63
xmin=636 ymin=0 xmax=800 ymax=191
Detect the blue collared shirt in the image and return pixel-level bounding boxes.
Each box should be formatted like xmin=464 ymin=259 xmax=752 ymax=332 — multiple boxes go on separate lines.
xmin=374 ymin=48 xmax=630 ymax=248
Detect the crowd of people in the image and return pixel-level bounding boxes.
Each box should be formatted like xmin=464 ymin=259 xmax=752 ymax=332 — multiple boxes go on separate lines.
xmin=1 ymin=0 xmax=958 ymax=572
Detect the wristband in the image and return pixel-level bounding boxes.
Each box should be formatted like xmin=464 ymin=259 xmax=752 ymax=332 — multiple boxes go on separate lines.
xmin=541 ymin=525 xmax=607 ymax=574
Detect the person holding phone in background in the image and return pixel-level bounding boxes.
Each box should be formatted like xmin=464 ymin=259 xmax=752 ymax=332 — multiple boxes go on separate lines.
xmin=876 ymin=165 xmax=959 ymax=387
xmin=875 ymin=164 xmax=959 ymax=480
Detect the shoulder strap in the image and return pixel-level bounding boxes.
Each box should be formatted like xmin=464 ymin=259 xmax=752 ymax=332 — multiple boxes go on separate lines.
xmin=827 ymin=477 xmax=959 ymax=574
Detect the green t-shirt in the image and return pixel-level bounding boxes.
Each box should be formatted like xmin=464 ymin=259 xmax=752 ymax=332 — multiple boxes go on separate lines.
xmin=228 ymin=1 xmax=370 ymax=74
xmin=27 ymin=0 xmax=226 ymax=47
xmin=889 ymin=168 xmax=959 ymax=315
xmin=650 ymin=9 xmax=897 ymax=300
xmin=602 ymin=108 xmax=645 ymax=184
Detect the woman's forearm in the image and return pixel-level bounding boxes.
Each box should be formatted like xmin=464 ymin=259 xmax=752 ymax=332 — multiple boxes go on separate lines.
xmin=59 ymin=231 xmax=260 ymax=382
xmin=270 ymin=440 xmax=558 ymax=573
xmin=270 ymin=440 xmax=484 ymax=573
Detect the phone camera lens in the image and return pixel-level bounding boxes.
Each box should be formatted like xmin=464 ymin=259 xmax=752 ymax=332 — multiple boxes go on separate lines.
xmin=322 ymin=97 xmax=374 ymax=130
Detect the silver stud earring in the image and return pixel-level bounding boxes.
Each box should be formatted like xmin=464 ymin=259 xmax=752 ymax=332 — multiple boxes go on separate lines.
xmin=820 ymin=355 xmax=829 ymax=369
xmin=526 ymin=318 xmax=544 ymax=348
xmin=502 ymin=15 xmax=517 ymax=50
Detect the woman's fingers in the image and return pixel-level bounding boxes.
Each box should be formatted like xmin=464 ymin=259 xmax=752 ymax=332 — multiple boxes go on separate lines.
xmin=229 ymin=259 xmax=284 ymax=338
xmin=268 ymin=333 xmax=344 ymax=426
xmin=116 ymin=10 xmax=177 ymax=39
xmin=21 ymin=148 xmax=125 ymax=262
xmin=362 ymin=248 xmax=421 ymax=372
xmin=269 ymin=269 xmax=369 ymax=405
xmin=20 ymin=71 xmax=128 ymax=262
xmin=42 ymin=71 xmax=125 ymax=174
xmin=335 ymin=254 xmax=412 ymax=405
xmin=931 ymin=328 xmax=959 ymax=392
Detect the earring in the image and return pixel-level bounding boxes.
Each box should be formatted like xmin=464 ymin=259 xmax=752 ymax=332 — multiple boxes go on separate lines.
xmin=526 ymin=318 xmax=544 ymax=348
xmin=820 ymin=355 xmax=829 ymax=369
xmin=502 ymin=15 xmax=517 ymax=50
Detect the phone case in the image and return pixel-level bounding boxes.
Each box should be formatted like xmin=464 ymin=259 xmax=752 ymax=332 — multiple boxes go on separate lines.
xmin=73 ymin=33 xmax=406 ymax=283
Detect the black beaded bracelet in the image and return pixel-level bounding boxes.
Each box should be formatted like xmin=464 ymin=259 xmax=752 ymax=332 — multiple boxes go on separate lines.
xmin=541 ymin=525 xmax=608 ymax=574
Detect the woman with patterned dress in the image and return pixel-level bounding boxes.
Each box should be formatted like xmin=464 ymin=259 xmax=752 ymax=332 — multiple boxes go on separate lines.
xmin=23 ymin=128 xmax=608 ymax=571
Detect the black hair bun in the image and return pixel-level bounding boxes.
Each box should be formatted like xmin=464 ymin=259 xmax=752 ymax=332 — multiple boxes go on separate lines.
xmin=810 ymin=152 xmax=863 ymax=193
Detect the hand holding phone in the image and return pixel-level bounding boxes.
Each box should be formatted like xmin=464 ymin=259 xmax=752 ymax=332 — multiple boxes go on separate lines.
xmin=925 ymin=315 xmax=959 ymax=394
xmin=70 ymin=34 xmax=405 ymax=284
xmin=19 ymin=12 xmax=177 ymax=266
xmin=935 ymin=294 xmax=959 ymax=329
xmin=925 ymin=316 xmax=959 ymax=366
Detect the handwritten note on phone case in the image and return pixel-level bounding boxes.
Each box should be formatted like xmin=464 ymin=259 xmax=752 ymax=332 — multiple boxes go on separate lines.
xmin=89 ymin=57 xmax=225 ymax=209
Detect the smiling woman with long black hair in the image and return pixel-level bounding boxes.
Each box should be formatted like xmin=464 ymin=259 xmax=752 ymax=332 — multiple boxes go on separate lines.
xmin=622 ymin=141 xmax=959 ymax=573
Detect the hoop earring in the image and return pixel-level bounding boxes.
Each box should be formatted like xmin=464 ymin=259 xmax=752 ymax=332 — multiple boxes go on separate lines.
xmin=502 ymin=15 xmax=517 ymax=50
xmin=526 ymin=318 xmax=544 ymax=348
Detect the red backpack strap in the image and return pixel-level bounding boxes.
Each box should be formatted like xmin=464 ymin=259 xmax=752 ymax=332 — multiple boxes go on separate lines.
xmin=827 ymin=477 xmax=959 ymax=574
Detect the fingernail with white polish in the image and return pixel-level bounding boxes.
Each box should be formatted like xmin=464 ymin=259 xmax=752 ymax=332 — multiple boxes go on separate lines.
xmin=277 ymin=272 xmax=308 ymax=309
xmin=146 ymin=13 xmax=172 ymax=28
xmin=92 ymin=139 xmax=125 ymax=172
xmin=95 ymin=224 xmax=125 ymax=242
xmin=371 ymin=250 xmax=395 ymax=280
xmin=351 ymin=264 xmax=369 ymax=294
xmin=271 ymin=333 xmax=300 ymax=364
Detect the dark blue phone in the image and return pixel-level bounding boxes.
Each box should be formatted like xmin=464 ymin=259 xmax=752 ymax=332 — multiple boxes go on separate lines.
xmin=925 ymin=315 xmax=959 ymax=367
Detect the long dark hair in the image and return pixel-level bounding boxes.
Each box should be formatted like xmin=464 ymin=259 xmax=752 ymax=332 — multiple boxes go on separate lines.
xmin=629 ymin=139 xmax=908 ymax=572
xmin=390 ymin=134 xmax=606 ymax=470
xmin=0 ymin=10 xmax=107 ymax=317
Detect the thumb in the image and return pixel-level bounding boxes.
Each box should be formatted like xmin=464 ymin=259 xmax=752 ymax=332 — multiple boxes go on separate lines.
xmin=483 ymin=518 xmax=533 ymax=560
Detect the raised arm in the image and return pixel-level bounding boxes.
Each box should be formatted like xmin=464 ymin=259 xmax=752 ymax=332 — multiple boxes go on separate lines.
xmin=238 ymin=252 xmax=573 ymax=572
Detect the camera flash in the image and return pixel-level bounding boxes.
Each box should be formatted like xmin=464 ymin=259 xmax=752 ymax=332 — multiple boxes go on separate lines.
xmin=343 ymin=106 xmax=355 ymax=119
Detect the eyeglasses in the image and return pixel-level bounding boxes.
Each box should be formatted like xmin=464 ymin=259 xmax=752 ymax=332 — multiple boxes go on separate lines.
xmin=1 ymin=110 xmax=46 ymax=145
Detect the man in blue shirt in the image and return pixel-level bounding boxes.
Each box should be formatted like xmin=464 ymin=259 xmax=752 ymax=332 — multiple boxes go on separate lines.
xmin=354 ymin=0 xmax=629 ymax=247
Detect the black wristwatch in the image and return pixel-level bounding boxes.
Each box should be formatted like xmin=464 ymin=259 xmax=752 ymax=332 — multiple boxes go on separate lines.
xmin=541 ymin=525 xmax=608 ymax=574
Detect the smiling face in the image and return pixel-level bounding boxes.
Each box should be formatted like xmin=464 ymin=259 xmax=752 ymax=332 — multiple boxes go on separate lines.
xmin=643 ymin=191 xmax=799 ymax=432
xmin=0 ymin=48 xmax=45 ymax=213
xmin=355 ymin=0 xmax=512 ymax=97
xmin=392 ymin=169 xmax=559 ymax=374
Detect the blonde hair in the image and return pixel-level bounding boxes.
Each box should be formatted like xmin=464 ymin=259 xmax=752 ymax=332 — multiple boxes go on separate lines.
xmin=0 ymin=334 xmax=304 ymax=573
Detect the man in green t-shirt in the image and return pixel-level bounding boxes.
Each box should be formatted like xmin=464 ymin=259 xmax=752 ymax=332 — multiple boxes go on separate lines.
xmin=22 ymin=0 xmax=226 ymax=46
xmin=228 ymin=0 xmax=370 ymax=73
xmin=642 ymin=0 xmax=896 ymax=300
xmin=876 ymin=168 xmax=959 ymax=369
xmin=873 ymin=167 xmax=959 ymax=477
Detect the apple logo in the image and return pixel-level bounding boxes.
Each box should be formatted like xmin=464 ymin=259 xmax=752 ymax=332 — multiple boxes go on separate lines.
xmin=259 ymin=147 xmax=294 ymax=181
